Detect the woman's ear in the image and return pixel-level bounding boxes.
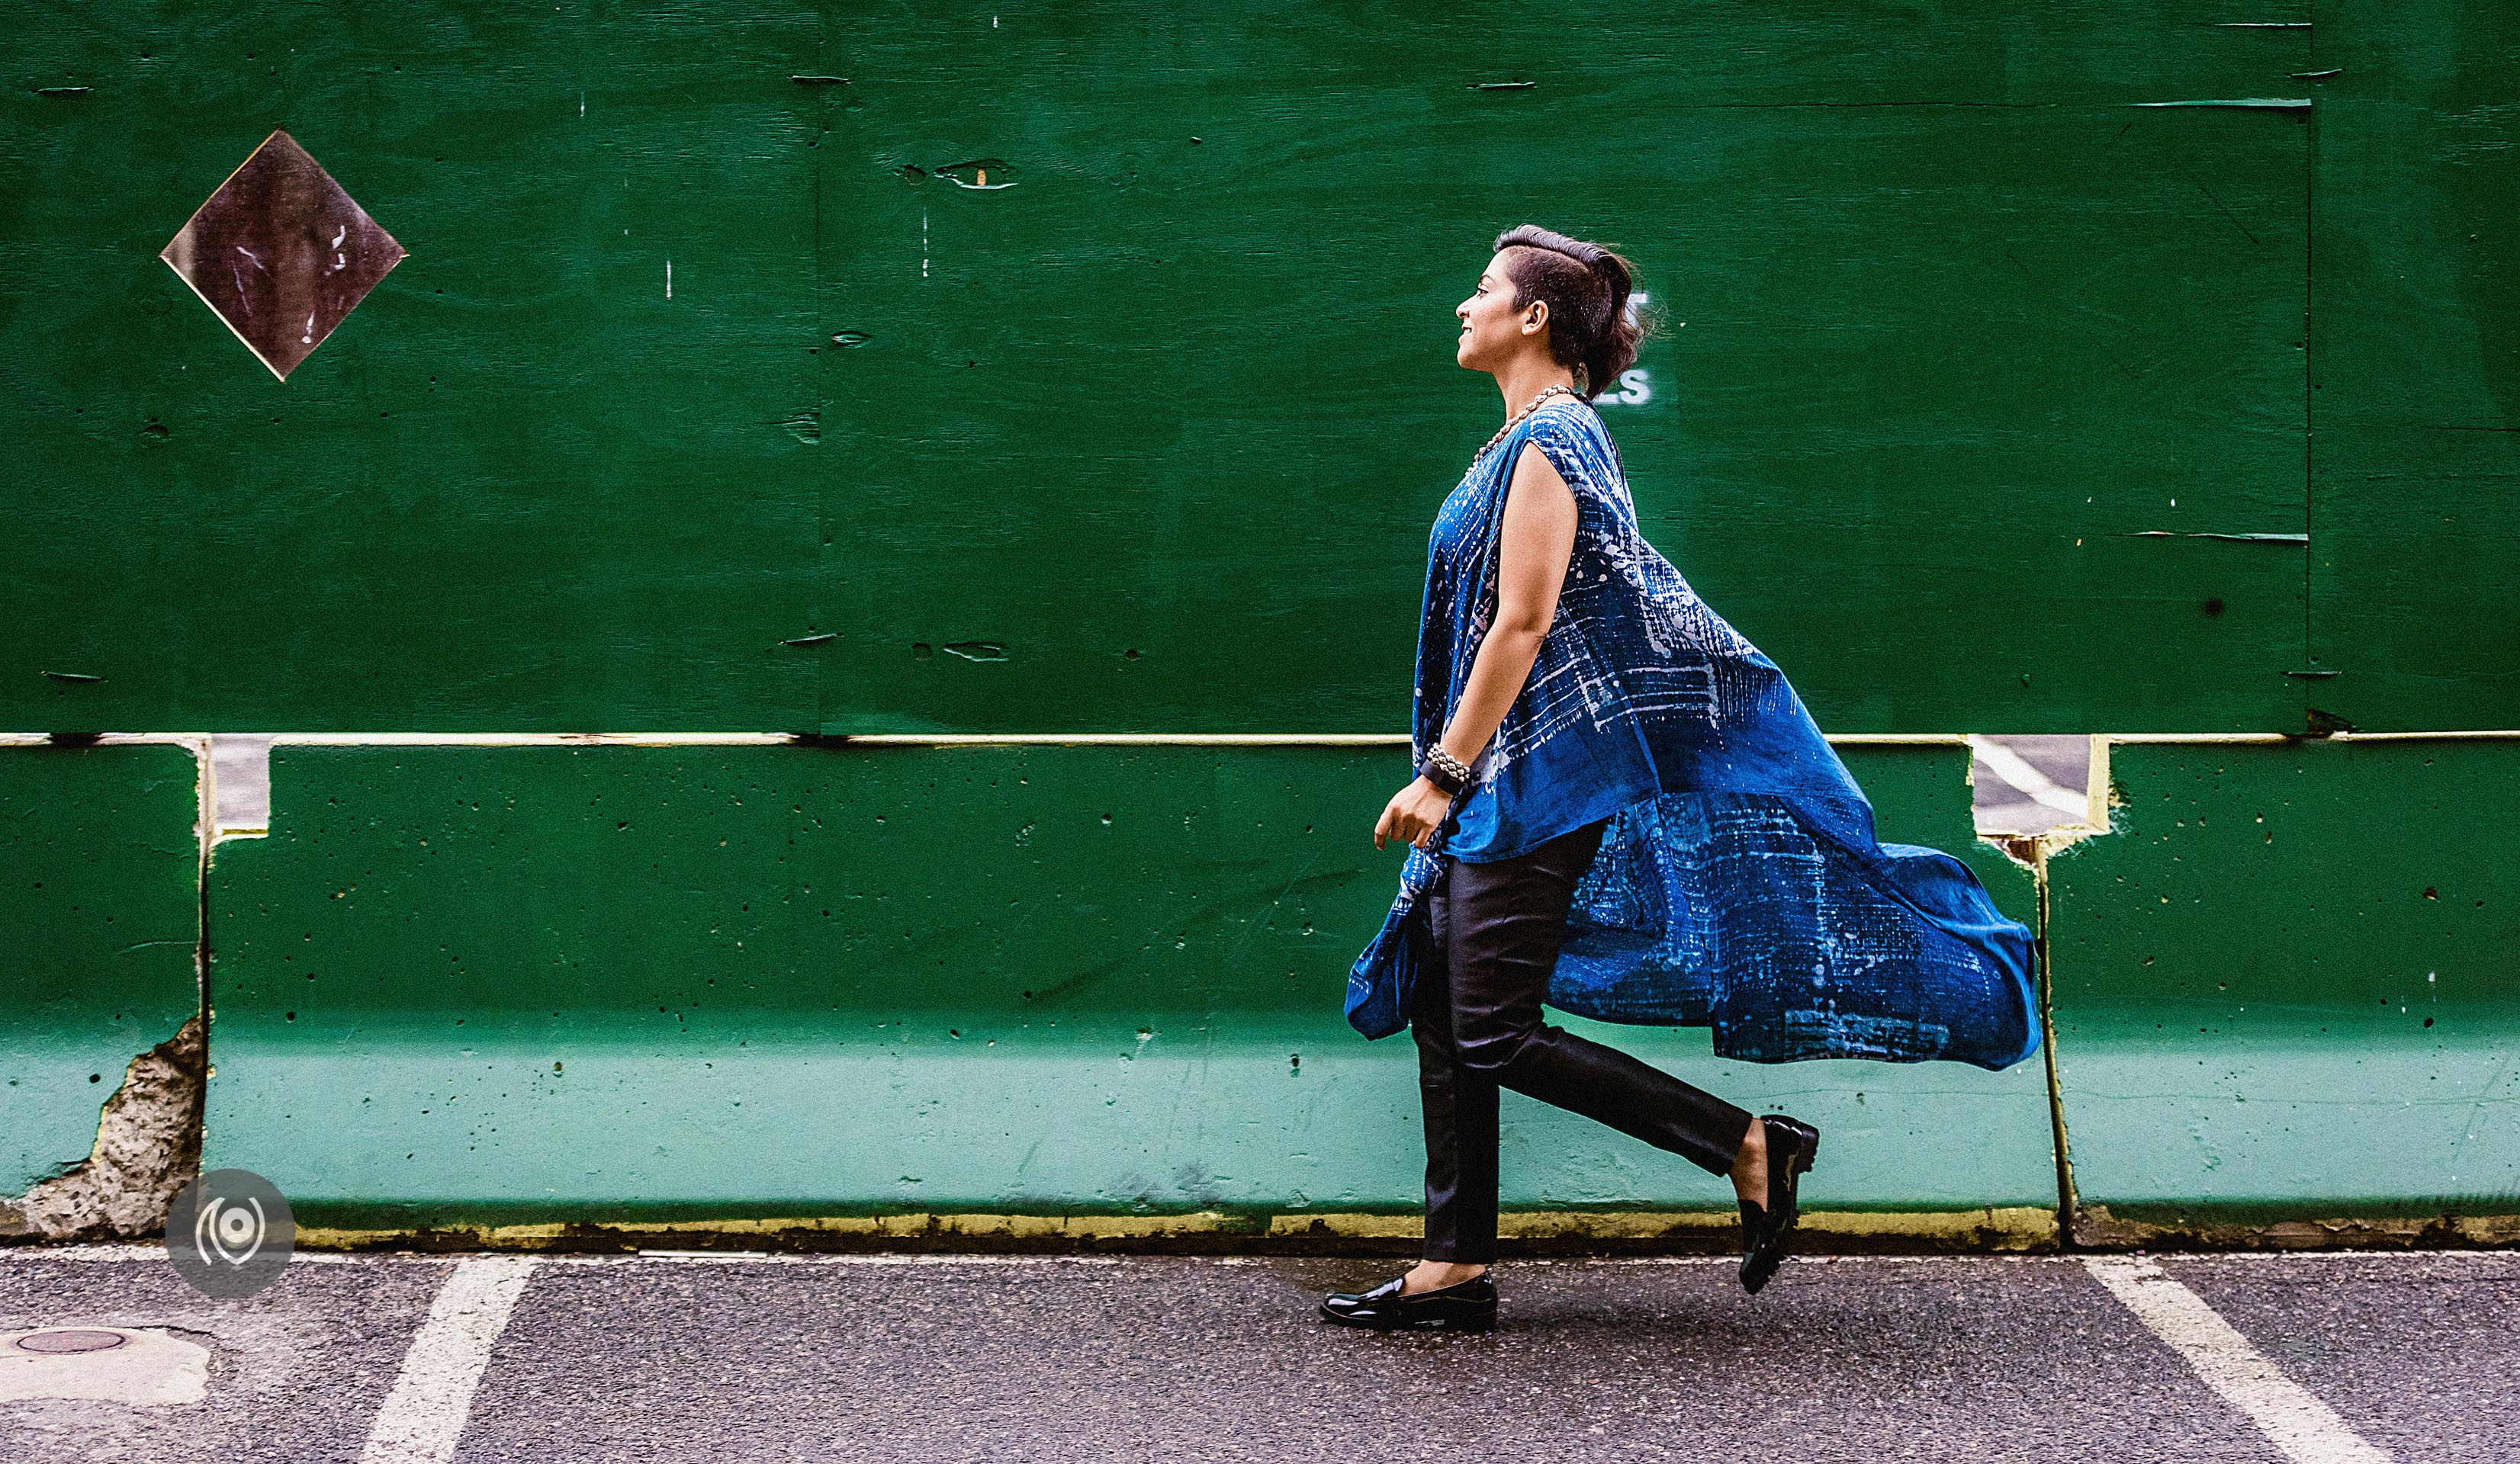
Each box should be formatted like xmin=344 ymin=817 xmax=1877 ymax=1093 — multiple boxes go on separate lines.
xmin=1522 ymin=300 xmax=1549 ymax=338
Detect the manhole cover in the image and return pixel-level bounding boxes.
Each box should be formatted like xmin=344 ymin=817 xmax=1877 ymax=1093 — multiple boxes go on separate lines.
xmin=14 ymin=1329 xmax=130 ymax=1355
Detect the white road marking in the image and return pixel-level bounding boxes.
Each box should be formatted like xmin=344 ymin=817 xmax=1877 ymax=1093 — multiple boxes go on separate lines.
xmin=0 ymin=1244 xmax=359 ymax=1264
xmin=0 ymin=1245 xmax=1120 ymax=1268
xmin=359 ymin=1257 xmax=538 ymax=1464
xmin=0 ymin=1244 xmax=174 ymax=1263
xmin=566 ymin=1252 xmax=1130 ymax=1267
xmin=2084 ymin=1256 xmax=2391 ymax=1464
xmin=0 ymin=1245 xmax=2504 ymax=1267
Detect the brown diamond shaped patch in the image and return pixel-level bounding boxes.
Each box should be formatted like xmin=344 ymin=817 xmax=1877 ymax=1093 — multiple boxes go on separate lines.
xmin=160 ymin=130 xmax=407 ymax=381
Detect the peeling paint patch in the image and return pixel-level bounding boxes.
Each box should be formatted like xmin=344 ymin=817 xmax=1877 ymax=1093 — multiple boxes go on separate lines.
xmin=941 ymin=641 xmax=1008 ymax=662
xmin=1 ymin=1018 xmax=205 ymax=1241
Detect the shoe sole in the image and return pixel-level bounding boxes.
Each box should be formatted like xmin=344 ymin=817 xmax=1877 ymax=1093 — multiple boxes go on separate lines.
xmin=1319 ymin=1307 xmax=1497 ymax=1334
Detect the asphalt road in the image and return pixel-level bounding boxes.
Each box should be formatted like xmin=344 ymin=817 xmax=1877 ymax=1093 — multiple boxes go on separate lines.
xmin=2 ymin=1248 xmax=2510 ymax=1462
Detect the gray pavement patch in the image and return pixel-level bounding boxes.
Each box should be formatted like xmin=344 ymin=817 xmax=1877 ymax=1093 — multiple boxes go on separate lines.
xmin=0 ymin=1254 xmax=452 ymax=1462
xmin=0 ymin=1326 xmax=207 ymax=1405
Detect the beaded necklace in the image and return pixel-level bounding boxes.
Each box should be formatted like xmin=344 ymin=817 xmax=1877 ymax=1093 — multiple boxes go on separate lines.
xmin=1474 ymin=382 xmax=1583 ymax=463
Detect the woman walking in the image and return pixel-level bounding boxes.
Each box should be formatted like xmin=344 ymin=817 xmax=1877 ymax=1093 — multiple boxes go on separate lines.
xmin=1322 ymin=226 xmax=2038 ymax=1332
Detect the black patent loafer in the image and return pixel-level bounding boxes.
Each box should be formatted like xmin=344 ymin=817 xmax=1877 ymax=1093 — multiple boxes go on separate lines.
xmin=1739 ymin=1113 xmax=1821 ymax=1295
xmin=1319 ymin=1271 xmax=1497 ymax=1332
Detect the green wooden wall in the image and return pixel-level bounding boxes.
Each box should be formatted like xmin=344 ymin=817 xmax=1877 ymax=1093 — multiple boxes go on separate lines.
xmin=2306 ymin=2 xmax=2520 ymax=730
xmin=16 ymin=2 xmax=2505 ymax=736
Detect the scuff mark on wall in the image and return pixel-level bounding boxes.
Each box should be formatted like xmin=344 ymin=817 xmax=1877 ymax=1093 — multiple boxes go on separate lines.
xmin=0 ymin=1017 xmax=205 ymax=1241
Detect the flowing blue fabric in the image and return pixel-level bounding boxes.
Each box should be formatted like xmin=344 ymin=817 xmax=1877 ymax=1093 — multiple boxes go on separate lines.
xmin=1345 ymin=399 xmax=2038 ymax=1071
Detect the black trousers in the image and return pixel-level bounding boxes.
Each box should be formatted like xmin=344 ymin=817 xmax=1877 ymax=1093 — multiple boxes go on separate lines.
xmin=1415 ymin=819 xmax=1757 ymax=1263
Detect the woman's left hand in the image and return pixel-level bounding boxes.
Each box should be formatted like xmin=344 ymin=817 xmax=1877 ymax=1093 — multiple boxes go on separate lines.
xmin=1374 ymin=776 xmax=1456 ymax=852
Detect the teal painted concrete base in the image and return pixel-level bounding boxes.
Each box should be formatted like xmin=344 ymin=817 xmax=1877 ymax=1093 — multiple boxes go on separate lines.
xmin=204 ymin=741 xmax=2049 ymax=1224
xmin=213 ymin=1016 xmax=2053 ymax=1224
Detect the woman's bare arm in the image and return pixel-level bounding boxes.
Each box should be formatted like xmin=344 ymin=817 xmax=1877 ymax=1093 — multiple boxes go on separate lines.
xmin=1440 ymin=440 xmax=1579 ymax=767
xmin=1375 ymin=440 xmax=1580 ymax=849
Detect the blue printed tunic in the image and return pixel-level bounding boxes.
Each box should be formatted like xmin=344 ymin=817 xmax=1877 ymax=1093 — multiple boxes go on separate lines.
xmin=1345 ymin=399 xmax=2039 ymax=1070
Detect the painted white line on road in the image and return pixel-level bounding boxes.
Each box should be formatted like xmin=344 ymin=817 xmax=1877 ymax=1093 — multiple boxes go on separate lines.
xmin=0 ymin=1244 xmax=172 ymax=1263
xmin=360 ymin=1256 xmax=538 ymax=1464
xmin=557 ymin=1252 xmax=1131 ymax=1267
xmin=2084 ymin=1256 xmax=2390 ymax=1464
xmin=0 ymin=1244 xmax=352 ymax=1264
xmin=3 ymin=1245 xmax=2509 ymax=1268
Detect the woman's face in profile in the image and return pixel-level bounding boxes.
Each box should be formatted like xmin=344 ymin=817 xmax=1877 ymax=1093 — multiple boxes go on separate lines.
xmin=1456 ymin=249 xmax=1539 ymax=371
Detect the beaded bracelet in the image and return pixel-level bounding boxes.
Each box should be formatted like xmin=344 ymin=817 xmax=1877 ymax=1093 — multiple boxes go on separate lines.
xmin=1419 ymin=743 xmax=1474 ymax=797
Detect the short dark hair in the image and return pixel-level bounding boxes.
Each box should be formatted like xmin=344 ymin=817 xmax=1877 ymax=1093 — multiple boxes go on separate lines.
xmin=1490 ymin=224 xmax=1646 ymax=402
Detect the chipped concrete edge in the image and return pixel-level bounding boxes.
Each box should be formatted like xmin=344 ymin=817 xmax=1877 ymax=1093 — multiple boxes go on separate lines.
xmin=268 ymin=1206 xmax=2062 ymax=1257
xmin=0 ymin=1017 xmax=207 ymax=1241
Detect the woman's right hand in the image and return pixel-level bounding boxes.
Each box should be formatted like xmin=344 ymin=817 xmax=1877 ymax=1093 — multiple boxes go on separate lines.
xmin=1374 ymin=776 xmax=1456 ymax=852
